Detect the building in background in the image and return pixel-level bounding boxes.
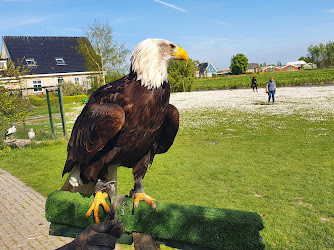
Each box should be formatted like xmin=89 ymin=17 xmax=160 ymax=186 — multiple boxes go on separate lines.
xmin=0 ymin=36 xmax=100 ymax=95
xmin=216 ymin=68 xmax=231 ymax=76
xmin=286 ymin=60 xmax=307 ymax=69
xmin=196 ymin=62 xmax=217 ymax=78
xmin=246 ymin=63 xmax=260 ymax=73
xmin=261 ymin=61 xmax=307 ymax=72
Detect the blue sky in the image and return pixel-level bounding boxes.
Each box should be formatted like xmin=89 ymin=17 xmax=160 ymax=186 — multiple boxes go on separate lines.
xmin=1 ymin=0 xmax=334 ymax=68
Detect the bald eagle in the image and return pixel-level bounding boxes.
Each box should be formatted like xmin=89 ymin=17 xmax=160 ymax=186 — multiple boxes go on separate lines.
xmin=61 ymin=39 xmax=188 ymax=223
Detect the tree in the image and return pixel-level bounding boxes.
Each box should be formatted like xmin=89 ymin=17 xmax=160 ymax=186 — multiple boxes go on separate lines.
xmin=0 ymin=60 xmax=31 ymax=141
xmin=298 ymin=56 xmax=311 ymax=63
xmin=306 ymin=41 xmax=334 ymax=68
xmin=325 ymin=41 xmax=334 ymax=67
xmin=307 ymin=44 xmax=321 ymax=67
xmin=77 ymin=20 xmax=130 ymax=90
xmin=230 ymin=54 xmax=248 ymax=75
xmin=168 ymin=58 xmax=198 ymax=92
xmin=5 ymin=59 xmax=32 ymax=89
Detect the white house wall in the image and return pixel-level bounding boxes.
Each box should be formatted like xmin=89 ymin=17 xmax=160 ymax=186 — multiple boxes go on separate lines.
xmin=1 ymin=39 xmax=10 ymax=59
xmin=10 ymin=73 xmax=94 ymax=95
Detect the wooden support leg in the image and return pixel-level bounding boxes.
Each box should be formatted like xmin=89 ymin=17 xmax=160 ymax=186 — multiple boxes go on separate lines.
xmin=133 ymin=233 xmax=160 ymax=250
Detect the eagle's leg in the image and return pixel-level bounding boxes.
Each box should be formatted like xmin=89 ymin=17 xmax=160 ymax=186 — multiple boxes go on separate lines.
xmin=131 ymin=178 xmax=156 ymax=214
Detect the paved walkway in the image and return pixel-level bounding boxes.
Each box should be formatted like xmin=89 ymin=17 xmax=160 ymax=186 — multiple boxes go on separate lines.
xmin=0 ymin=168 xmax=73 ymax=249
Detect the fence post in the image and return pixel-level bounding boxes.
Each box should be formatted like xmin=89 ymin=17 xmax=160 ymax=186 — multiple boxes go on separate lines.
xmin=46 ymin=89 xmax=56 ymax=140
xmin=58 ymin=86 xmax=68 ymax=140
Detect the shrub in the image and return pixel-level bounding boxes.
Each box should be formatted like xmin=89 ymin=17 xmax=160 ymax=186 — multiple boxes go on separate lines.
xmin=63 ymin=95 xmax=89 ymax=104
xmin=168 ymin=58 xmax=197 ymax=92
xmin=0 ymin=145 xmax=11 ymax=155
xmin=169 ymin=76 xmax=194 ymax=92
xmin=0 ymin=88 xmax=31 ymax=139
xmin=29 ymin=94 xmax=88 ymax=106
xmin=59 ymin=81 xmax=83 ymax=96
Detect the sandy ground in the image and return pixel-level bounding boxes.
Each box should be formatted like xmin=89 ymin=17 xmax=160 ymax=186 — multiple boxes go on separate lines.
xmin=170 ymin=85 xmax=334 ymax=116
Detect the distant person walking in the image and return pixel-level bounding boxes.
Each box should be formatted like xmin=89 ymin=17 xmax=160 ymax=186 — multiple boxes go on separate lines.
xmin=266 ymin=77 xmax=276 ymax=104
xmin=251 ymin=77 xmax=258 ymax=92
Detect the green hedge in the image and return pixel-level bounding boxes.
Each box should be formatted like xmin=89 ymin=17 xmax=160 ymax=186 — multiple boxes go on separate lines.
xmin=46 ymin=191 xmax=264 ymax=249
xmin=29 ymin=94 xmax=88 ymax=106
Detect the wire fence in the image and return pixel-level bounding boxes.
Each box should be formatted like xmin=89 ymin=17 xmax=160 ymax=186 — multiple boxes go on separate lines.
xmin=1 ymin=85 xmax=68 ymax=141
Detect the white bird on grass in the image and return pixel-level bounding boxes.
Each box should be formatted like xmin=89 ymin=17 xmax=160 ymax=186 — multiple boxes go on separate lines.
xmin=28 ymin=128 xmax=36 ymax=140
xmin=4 ymin=125 xmax=16 ymax=138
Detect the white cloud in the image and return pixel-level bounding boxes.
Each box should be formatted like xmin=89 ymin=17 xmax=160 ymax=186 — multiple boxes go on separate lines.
xmin=17 ymin=17 xmax=47 ymax=26
xmin=0 ymin=16 xmax=47 ymax=28
xmin=113 ymin=17 xmax=135 ymax=24
xmin=153 ymin=0 xmax=188 ymax=13
xmin=329 ymin=9 xmax=334 ymax=13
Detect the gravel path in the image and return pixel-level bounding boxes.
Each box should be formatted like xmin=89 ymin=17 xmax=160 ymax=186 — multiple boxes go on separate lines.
xmin=170 ymin=85 xmax=334 ymax=116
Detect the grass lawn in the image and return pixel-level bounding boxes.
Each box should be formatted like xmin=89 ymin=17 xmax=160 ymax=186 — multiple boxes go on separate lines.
xmin=1 ymin=93 xmax=333 ymax=249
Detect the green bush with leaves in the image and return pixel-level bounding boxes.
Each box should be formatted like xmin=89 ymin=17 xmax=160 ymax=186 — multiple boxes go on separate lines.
xmin=0 ymin=88 xmax=31 ymax=140
xmin=0 ymin=59 xmax=32 ymax=142
xmin=59 ymin=81 xmax=83 ymax=96
xmin=168 ymin=58 xmax=197 ymax=92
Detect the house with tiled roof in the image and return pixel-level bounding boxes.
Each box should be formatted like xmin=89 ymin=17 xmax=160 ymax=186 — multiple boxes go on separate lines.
xmin=261 ymin=64 xmax=299 ymax=73
xmin=246 ymin=63 xmax=260 ymax=73
xmin=1 ymin=36 xmax=99 ymax=95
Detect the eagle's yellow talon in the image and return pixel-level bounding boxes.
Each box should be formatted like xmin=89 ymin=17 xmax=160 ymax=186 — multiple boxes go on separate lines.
xmin=132 ymin=193 xmax=156 ymax=214
xmin=86 ymin=191 xmax=110 ymax=223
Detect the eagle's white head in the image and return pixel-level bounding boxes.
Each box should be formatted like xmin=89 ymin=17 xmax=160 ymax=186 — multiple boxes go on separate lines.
xmin=131 ymin=38 xmax=189 ymax=89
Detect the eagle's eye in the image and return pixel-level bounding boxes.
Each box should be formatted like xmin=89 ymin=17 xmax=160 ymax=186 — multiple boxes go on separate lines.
xmin=169 ymin=44 xmax=176 ymax=50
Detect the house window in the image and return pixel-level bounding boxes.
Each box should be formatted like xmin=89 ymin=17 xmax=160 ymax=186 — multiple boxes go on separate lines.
xmin=288 ymin=66 xmax=292 ymax=71
xmin=33 ymin=80 xmax=42 ymax=92
xmin=58 ymin=77 xmax=64 ymax=84
xmin=270 ymin=67 xmax=274 ymax=72
xmin=55 ymin=57 xmax=66 ymax=65
xmin=26 ymin=58 xmax=36 ymax=66
xmin=74 ymin=77 xmax=80 ymax=84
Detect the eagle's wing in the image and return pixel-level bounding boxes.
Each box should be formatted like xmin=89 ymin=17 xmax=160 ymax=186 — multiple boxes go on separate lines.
xmin=63 ymin=102 xmax=125 ymax=176
xmin=156 ymin=104 xmax=179 ymax=154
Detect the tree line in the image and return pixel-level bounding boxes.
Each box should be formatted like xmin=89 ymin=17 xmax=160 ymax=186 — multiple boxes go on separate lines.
xmin=300 ymin=41 xmax=334 ymax=68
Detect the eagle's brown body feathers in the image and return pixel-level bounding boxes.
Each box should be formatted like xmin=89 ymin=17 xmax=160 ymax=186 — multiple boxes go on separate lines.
xmin=62 ymin=71 xmax=179 ymax=184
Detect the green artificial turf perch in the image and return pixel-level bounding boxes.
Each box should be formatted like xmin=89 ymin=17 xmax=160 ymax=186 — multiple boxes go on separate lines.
xmin=46 ymin=191 xmax=264 ymax=249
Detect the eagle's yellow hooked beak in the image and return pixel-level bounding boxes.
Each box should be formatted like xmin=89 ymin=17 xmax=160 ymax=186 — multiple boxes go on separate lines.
xmin=172 ymin=46 xmax=189 ymax=65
